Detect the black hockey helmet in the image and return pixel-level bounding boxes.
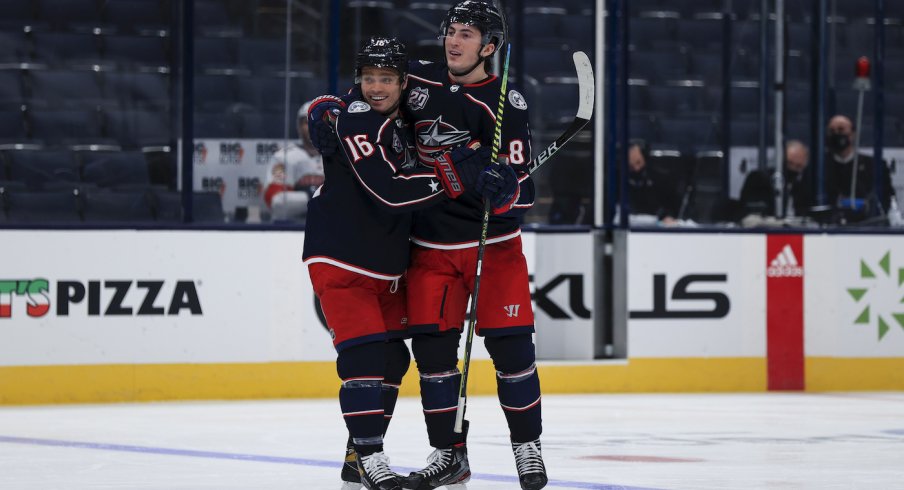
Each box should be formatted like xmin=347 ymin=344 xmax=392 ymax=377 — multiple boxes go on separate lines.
xmin=440 ymin=1 xmax=506 ymax=56
xmin=355 ymin=37 xmax=408 ymax=84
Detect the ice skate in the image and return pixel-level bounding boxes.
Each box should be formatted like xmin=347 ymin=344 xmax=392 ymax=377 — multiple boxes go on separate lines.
xmin=341 ymin=441 xmax=364 ymax=490
xmin=512 ymin=439 xmax=547 ymax=490
xmin=357 ymin=451 xmax=403 ymax=490
xmin=402 ymin=443 xmax=470 ymax=490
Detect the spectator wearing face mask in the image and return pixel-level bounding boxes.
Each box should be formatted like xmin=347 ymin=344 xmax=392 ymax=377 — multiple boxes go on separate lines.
xmin=823 ymin=114 xmax=894 ymax=222
xmin=739 ymin=140 xmax=813 ymax=219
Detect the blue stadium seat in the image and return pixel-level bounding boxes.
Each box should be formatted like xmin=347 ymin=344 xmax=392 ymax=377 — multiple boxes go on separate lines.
xmin=786 ymin=22 xmax=813 ymax=53
xmin=105 ymin=72 xmax=170 ymax=109
xmin=658 ymin=115 xmax=720 ymax=154
xmin=784 ymin=118 xmax=810 ymax=143
xmin=409 ymin=3 xmax=447 ymax=27
xmin=630 ymin=113 xmax=660 ymax=142
xmin=723 ymin=84 xmax=760 ymax=117
xmin=32 ymin=32 xmax=104 ymax=68
xmin=237 ymin=39 xmax=287 ymax=74
xmin=195 ymin=74 xmax=238 ymax=112
xmin=103 ymin=35 xmax=168 ymax=70
xmin=646 ymin=84 xmax=706 ymax=114
xmin=0 ymin=110 xmax=27 ymax=142
xmin=82 ymin=189 xmax=154 ymax=222
xmin=38 ymin=0 xmax=104 ymax=31
xmin=859 ymin=117 xmax=904 ymax=147
xmin=237 ymin=76 xmax=291 ymax=111
xmin=194 ymin=112 xmax=242 ymax=138
xmin=536 ymin=81 xmax=579 ymax=126
xmin=241 ymin=112 xmax=290 ymax=139
xmin=102 ymin=0 xmax=167 ymax=34
xmin=627 ymin=0 xmax=667 ymax=16
xmin=154 ymin=190 xmax=225 ymax=223
xmin=628 ymin=82 xmax=650 ymax=113
xmin=525 ymin=46 xmax=575 ymax=78
xmin=105 ymin=109 xmax=170 ymax=148
xmin=0 ymin=0 xmax=34 ymax=26
xmin=82 ymin=152 xmax=151 ymax=187
xmin=729 ymin=117 xmax=758 ymax=146
xmin=560 ymin=15 xmax=595 ymax=46
xmin=688 ymin=52 xmax=724 ymax=85
xmin=676 ymin=19 xmax=724 ymax=52
xmin=195 ymin=37 xmax=239 ymax=73
xmin=0 ymin=28 xmax=29 ymax=64
xmin=672 ymin=0 xmax=723 ymax=18
xmin=28 ymin=109 xmax=108 ymax=146
xmin=194 ymin=0 xmax=242 ymax=37
xmin=6 ymin=150 xmax=80 ymax=188
xmin=629 ymin=50 xmax=690 ymax=83
xmin=27 ymin=70 xmax=106 ymax=109
xmin=192 ymin=190 xmax=226 ymax=222
xmin=628 ymin=15 xmax=678 ymax=50
xmin=5 ymin=189 xmax=82 ymax=223
xmin=523 ymin=10 xmax=565 ymax=46
xmin=0 ymin=72 xmax=24 ymax=107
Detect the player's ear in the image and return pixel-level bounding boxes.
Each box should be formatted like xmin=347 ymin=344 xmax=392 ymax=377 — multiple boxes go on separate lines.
xmin=480 ymin=43 xmax=495 ymax=58
xmin=400 ymin=74 xmax=408 ymax=90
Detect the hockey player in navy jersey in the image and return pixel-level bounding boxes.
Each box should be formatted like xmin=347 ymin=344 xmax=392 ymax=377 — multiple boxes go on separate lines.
xmin=302 ymin=37 xmax=491 ymax=490
xmin=308 ymin=3 xmax=547 ymax=489
xmin=399 ymin=3 xmax=546 ymax=490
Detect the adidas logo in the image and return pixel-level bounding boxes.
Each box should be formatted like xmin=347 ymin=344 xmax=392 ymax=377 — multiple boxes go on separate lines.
xmin=767 ymin=244 xmax=804 ymax=278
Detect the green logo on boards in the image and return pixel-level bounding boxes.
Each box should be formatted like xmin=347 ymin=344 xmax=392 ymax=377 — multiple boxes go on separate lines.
xmin=846 ymin=251 xmax=904 ymax=341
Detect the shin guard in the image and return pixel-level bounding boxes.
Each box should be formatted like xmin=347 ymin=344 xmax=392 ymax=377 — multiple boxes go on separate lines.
xmin=337 ymin=343 xmax=385 ymax=455
xmin=382 ymin=340 xmax=410 ymax=435
xmin=486 ymin=334 xmax=543 ymax=443
xmin=419 ymin=369 xmax=462 ymax=448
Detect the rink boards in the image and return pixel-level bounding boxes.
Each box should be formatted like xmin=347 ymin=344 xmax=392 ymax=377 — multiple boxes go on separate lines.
xmin=1 ymin=229 xmax=902 ymax=404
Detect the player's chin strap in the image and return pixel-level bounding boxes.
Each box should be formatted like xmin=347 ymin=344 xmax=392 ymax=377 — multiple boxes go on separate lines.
xmin=447 ymin=41 xmax=495 ymax=78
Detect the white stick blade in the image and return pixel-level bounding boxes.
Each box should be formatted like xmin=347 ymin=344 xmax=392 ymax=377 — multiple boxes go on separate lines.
xmin=572 ymin=51 xmax=594 ymax=120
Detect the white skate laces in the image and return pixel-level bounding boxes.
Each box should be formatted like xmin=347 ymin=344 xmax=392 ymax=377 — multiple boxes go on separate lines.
xmin=360 ymin=451 xmax=396 ymax=483
xmin=512 ymin=440 xmax=545 ymax=476
xmin=417 ymin=447 xmax=453 ymax=477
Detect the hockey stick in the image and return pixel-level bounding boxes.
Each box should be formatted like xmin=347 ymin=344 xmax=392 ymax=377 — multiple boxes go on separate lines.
xmin=454 ymin=49 xmax=594 ymax=434
xmin=453 ymin=42 xmax=512 ymax=434
xmin=525 ymin=51 xmax=595 ymax=176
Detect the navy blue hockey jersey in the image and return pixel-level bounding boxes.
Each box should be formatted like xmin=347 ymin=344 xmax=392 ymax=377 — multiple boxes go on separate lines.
xmin=404 ymin=60 xmax=535 ymax=249
xmin=303 ymin=99 xmax=444 ymax=278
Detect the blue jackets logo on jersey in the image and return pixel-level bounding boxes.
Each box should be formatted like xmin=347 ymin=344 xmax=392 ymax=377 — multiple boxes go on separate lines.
xmin=348 ymin=101 xmax=371 ymax=113
xmin=508 ymin=89 xmax=528 ymax=110
xmin=415 ymin=116 xmax=470 ymax=164
xmin=407 ymin=86 xmax=430 ymax=110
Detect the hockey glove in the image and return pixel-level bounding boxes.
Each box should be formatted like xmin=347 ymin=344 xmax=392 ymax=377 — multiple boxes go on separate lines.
xmin=307 ymin=95 xmax=344 ymax=157
xmin=476 ymin=163 xmax=520 ymax=213
xmin=434 ymin=144 xmax=491 ymax=199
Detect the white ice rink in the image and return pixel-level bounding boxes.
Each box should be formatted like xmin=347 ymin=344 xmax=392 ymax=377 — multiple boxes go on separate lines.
xmin=1 ymin=392 xmax=903 ymax=490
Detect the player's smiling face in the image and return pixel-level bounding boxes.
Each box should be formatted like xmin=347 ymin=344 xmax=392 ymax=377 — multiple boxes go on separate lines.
xmin=444 ymin=23 xmax=494 ymax=75
xmin=360 ymin=66 xmax=406 ymax=116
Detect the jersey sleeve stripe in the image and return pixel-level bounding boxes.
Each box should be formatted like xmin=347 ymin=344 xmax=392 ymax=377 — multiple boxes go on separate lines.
xmin=408 ymin=73 xmax=444 ymax=86
xmin=375 ymin=118 xmax=392 ymax=144
xmin=464 ymin=93 xmax=495 ymax=122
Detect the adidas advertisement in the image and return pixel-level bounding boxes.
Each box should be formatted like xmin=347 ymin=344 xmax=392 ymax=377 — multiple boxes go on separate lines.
xmin=765 ymin=235 xmax=804 ymax=390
